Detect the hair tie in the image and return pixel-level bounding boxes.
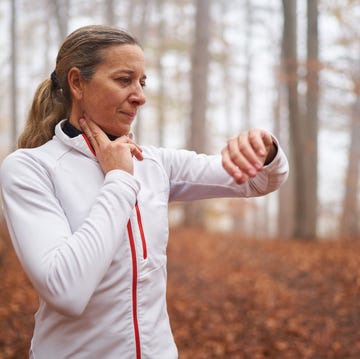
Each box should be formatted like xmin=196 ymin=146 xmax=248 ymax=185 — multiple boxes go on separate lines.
xmin=50 ymin=70 xmax=59 ymax=90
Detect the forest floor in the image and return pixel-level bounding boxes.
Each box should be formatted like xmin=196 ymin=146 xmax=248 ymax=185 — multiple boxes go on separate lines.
xmin=1 ymin=223 xmax=360 ymax=358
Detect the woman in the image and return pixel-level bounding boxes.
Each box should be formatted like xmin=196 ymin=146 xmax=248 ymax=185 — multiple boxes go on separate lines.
xmin=0 ymin=25 xmax=288 ymax=358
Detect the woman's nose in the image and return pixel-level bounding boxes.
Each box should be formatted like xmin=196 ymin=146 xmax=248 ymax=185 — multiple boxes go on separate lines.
xmin=130 ymin=85 xmax=146 ymax=106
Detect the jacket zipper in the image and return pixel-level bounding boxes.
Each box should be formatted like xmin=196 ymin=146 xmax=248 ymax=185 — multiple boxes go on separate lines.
xmin=83 ymin=134 xmax=145 ymax=358
xmin=82 ymin=132 xmax=147 ymax=260
xmin=128 ymin=204 xmax=147 ymax=359
xmin=82 ymin=134 xmax=96 ymax=156
xmin=127 ymin=221 xmax=141 ymax=359
xmin=135 ymin=203 xmax=147 ymax=259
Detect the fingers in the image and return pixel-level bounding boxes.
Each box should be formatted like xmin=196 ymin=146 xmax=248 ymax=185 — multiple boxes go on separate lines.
xmin=222 ymin=129 xmax=275 ymax=183
xmin=248 ymin=129 xmax=267 ymax=157
xmin=79 ymin=117 xmax=143 ymax=174
xmin=127 ymin=142 xmax=144 ymax=161
xmin=79 ymin=117 xmax=142 ymax=154
xmin=232 ymin=133 xmax=263 ymax=172
xmin=79 ymin=117 xmax=108 ymax=153
xmin=221 ymin=147 xmax=249 ymax=184
xmin=113 ymin=134 xmax=143 ymax=161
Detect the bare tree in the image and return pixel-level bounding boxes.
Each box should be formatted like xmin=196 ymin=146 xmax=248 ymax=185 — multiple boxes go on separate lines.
xmin=304 ymin=0 xmax=320 ymax=238
xmin=275 ymin=19 xmax=294 ymax=239
xmin=10 ymin=0 xmax=18 ymax=147
xmin=155 ymin=0 xmax=166 ymax=147
xmin=132 ymin=0 xmax=152 ymax=143
xmin=323 ymin=1 xmax=360 ymax=239
xmin=340 ymin=80 xmax=360 ymax=239
xmin=183 ymin=0 xmax=210 ymax=226
xmin=341 ymin=105 xmax=360 ymax=239
xmin=187 ymin=0 xmax=210 ymax=153
xmin=243 ymin=0 xmax=253 ymax=131
xmin=281 ymin=0 xmax=307 ymax=239
xmin=51 ymin=0 xmax=70 ymax=41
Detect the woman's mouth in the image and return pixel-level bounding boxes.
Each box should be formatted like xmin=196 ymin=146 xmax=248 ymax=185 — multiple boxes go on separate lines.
xmin=120 ymin=111 xmax=136 ymax=121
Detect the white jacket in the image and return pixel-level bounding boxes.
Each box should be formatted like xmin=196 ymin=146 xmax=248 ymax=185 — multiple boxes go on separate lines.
xmin=0 ymin=121 xmax=288 ymax=359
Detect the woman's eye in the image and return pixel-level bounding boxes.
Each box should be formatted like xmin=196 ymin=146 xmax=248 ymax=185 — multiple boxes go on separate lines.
xmin=115 ymin=77 xmax=146 ymax=88
xmin=116 ymin=77 xmax=131 ymax=85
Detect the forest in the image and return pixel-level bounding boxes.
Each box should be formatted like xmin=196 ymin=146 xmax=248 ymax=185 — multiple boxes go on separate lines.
xmin=1 ymin=0 xmax=359 ymax=239
xmin=1 ymin=0 xmax=360 ymax=358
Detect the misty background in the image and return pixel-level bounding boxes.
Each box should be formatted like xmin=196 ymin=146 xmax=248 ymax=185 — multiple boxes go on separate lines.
xmin=0 ymin=0 xmax=359 ymax=240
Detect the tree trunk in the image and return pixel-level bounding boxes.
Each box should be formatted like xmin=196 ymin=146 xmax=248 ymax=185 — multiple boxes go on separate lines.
xmin=281 ymin=0 xmax=307 ymax=239
xmin=155 ymin=0 xmax=166 ymax=147
xmin=304 ymin=0 xmax=319 ymax=238
xmin=10 ymin=0 xmax=17 ymax=147
xmin=340 ymin=95 xmax=360 ymax=239
xmin=52 ymin=0 xmax=69 ymax=41
xmin=243 ymin=0 xmax=253 ymax=131
xmin=183 ymin=0 xmax=210 ymax=227
xmin=275 ymin=49 xmax=295 ymax=239
xmin=187 ymin=0 xmax=210 ymax=152
xmin=132 ymin=0 xmax=151 ymax=143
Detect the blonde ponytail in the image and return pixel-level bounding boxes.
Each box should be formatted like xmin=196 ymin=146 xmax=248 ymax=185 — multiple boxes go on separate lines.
xmin=17 ymin=78 xmax=68 ymax=148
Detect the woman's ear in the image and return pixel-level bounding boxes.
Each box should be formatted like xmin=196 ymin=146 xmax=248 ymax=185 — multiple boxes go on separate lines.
xmin=67 ymin=67 xmax=84 ymax=100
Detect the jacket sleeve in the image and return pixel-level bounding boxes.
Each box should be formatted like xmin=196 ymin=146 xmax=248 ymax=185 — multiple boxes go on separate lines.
xmin=0 ymin=152 xmax=139 ymax=317
xmin=155 ymin=138 xmax=289 ymax=202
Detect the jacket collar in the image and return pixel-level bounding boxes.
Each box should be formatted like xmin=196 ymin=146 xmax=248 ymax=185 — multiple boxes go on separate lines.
xmin=55 ymin=119 xmax=96 ymax=159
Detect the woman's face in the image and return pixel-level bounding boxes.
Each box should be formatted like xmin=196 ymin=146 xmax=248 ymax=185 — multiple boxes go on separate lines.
xmin=78 ymin=44 xmax=147 ymax=137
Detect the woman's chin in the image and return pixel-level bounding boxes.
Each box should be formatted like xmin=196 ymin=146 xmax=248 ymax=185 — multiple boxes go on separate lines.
xmin=102 ymin=126 xmax=130 ymax=139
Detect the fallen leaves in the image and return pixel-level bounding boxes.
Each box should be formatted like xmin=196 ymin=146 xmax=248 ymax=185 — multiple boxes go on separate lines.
xmin=1 ymin=225 xmax=360 ymax=358
xmin=167 ymin=227 xmax=360 ymax=358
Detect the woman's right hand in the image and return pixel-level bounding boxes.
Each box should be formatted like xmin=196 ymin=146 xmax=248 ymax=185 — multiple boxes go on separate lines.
xmin=79 ymin=117 xmax=143 ymax=175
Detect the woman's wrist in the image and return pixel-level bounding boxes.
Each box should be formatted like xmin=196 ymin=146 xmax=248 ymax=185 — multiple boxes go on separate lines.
xmin=264 ymin=141 xmax=278 ymax=165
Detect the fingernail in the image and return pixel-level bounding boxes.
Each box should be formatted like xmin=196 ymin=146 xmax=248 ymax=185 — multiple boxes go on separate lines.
xmin=233 ymin=171 xmax=242 ymax=181
xmin=79 ymin=118 xmax=85 ymax=126
xmin=248 ymin=168 xmax=257 ymax=176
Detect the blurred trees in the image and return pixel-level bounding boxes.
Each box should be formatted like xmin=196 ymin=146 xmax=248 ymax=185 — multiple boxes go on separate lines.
xmin=281 ymin=0 xmax=303 ymax=238
xmin=104 ymin=0 xmax=116 ymax=26
xmin=341 ymin=91 xmax=360 ymax=238
xmin=280 ymin=0 xmax=320 ymax=239
xmin=0 ymin=0 xmax=359 ymax=239
xmin=332 ymin=1 xmax=360 ymax=239
xmin=154 ymin=0 xmax=166 ymax=147
xmin=304 ymin=0 xmax=319 ymax=239
xmin=10 ymin=0 xmax=18 ymax=147
xmin=184 ymin=0 xmax=210 ymax=226
xmin=51 ymin=0 xmax=69 ymax=40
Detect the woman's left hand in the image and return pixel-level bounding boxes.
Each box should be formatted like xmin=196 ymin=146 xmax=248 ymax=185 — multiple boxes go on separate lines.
xmin=221 ymin=128 xmax=277 ymax=184
xmin=79 ymin=117 xmax=143 ymax=175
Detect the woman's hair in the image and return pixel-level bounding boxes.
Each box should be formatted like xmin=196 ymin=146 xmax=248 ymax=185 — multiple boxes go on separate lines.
xmin=18 ymin=25 xmax=139 ymax=148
